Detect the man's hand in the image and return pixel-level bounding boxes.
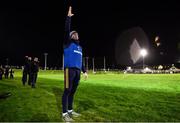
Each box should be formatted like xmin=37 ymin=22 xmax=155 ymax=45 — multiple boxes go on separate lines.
xmin=83 ymin=72 xmax=88 ymax=80
xmin=68 ymin=6 xmax=74 ymax=17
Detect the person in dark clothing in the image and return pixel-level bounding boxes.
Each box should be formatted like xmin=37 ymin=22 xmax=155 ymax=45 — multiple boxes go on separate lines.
xmin=4 ymin=66 xmax=9 ymax=79
xmin=9 ymin=68 xmax=14 ymax=79
xmin=0 ymin=66 xmax=4 ymax=80
xmin=27 ymin=57 xmax=32 ymax=85
xmin=22 ymin=56 xmax=29 ymax=85
xmin=62 ymin=6 xmax=88 ymax=122
xmin=31 ymin=57 xmax=39 ymax=88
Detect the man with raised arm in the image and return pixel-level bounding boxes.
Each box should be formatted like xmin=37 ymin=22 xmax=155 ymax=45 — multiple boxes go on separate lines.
xmin=62 ymin=6 xmax=88 ymax=122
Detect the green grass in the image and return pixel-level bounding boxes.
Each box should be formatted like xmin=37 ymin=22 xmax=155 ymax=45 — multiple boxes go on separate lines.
xmin=0 ymin=70 xmax=180 ymax=122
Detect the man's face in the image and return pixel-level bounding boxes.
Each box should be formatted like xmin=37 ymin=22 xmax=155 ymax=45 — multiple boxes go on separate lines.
xmin=34 ymin=57 xmax=38 ymax=62
xmin=71 ymin=32 xmax=79 ymax=40
xmin=28 ymin=57 xmax=32 ymax=61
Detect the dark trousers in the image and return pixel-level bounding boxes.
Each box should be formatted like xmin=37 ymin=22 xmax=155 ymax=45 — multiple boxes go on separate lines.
xmin=31 ymin=73 xmax=37 ymax=87
xmin=22 ymin=71 xmax=28 ymax=84
xmin=10 ymin=74 xmax=14 ymax=79
xmin=62 ymin=68 xmax=80 ymax=113
xmin=28 ymin=73 xmax=33 ymax=85
xmin=5 ymin=73 xmax=9 ymax=79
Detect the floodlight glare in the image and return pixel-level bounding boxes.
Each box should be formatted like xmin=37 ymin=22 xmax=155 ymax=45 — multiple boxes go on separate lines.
xmin=140 ymin=49 xmax=147 ymax=57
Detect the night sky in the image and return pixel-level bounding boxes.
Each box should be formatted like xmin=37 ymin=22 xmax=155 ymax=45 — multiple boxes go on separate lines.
xmin=0 ymin=0 xmax=180 ymax=68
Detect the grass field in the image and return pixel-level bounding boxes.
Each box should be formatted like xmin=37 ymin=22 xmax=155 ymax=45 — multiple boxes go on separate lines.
xmin=0 ymin=70 xmax=180 ymax=122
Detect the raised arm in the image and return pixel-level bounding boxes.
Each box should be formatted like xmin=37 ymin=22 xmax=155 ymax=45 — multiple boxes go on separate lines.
xmin=64 ymin=6 xmax=74 ymax=45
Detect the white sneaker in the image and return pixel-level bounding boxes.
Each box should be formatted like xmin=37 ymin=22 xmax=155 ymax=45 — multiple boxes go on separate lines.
xmin=68 ymin=110 xmax=81 ymax=118
xmin=62 ymin=113 xmax=74 ymax=122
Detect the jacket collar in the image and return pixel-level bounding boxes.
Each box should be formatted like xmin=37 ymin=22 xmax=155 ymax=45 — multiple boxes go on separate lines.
xmin=72 ymin=39 xmax=80 ymax=45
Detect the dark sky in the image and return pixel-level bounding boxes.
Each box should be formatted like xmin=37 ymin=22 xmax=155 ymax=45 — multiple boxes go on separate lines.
xmin=0 ymin=0 xmax=180 ymax=67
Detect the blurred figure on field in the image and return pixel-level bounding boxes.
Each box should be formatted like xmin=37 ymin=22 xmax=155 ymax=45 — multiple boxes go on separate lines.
xmin=22 ymin=56 xmax=29 ymax=85
xmin=4 ymin=66 xmax=9 ymax=79
xmin=31 ymin=57 xmax=39 ymax=88
xmin=0 ymin=65 xmax=4 ymax=80
xmin=9 ymin=68 xmax=14 ymax=79
xmin=27 ymin=57 xmax=32 ymax=85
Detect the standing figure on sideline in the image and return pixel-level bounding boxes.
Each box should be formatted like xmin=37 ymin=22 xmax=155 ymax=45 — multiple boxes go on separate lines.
xmin=27 ymin=57 xmax=32 ymax=85
xmin=9 ymin=68 xmax=14 ymax=79
xmin=31 ymin=57 xmax=39 ymax=88
xmin=22 ymin=56 xmax=29 ymax=85
xmin=4 ymin=66 xmax=9 ymax=79
xmin=0 ymin=65 xmax=4 ymax=80
xmin=62 ymin=6 xmax=88 ymax=122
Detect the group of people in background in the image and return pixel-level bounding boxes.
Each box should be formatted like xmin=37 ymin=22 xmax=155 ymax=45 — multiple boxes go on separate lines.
xmin=22 ymin=56 xmax=39 ymax=88
xmin=0 ymin=65 xmax=14 ymax=80
xmin=0 ymin=55 xmax=39 ymax=88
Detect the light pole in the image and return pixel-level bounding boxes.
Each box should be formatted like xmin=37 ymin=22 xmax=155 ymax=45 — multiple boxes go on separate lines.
xmin=103 ymin=56 xmax=106 ymax=72
xmin=140 ymin=49 xmax=147 ymax=69
xmin=92 ymin=57 xmax=95 ymax=73
xmin=86 ymin=57 xmax=89 ymax=72
xmin=44 ymin=53 xmax=48 ymax=70
xmin=62 ymin=54 xmax=64 ymax=70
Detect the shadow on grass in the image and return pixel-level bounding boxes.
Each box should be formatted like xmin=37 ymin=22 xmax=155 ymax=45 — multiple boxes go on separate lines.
xmin=75 ymin=83 xmax=180 ymax=122
xmin=52 ymin=86 xmax=63 ymax=113
xmin=52 ymin=84 xmax=96 ymax=113
xmin=0 ymin=92 xmax=12 ymax=99
xmin=29 ymin=113 xmax=50 ymax=122
xmin=0 ymin=81 xmax=18 ymax=88
xmin=76 ymin=98 xmax=96 ymax=112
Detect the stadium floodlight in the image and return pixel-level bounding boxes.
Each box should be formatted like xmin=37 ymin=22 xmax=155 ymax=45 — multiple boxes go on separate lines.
xmin=140 ymin=49 xmax=147 ymax=69
xmin=140 ymin=49 xmax=147 ymax=57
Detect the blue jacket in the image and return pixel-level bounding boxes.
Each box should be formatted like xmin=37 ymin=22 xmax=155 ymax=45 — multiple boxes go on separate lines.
xmin=64 ymin=17 xmax=86 ymax=72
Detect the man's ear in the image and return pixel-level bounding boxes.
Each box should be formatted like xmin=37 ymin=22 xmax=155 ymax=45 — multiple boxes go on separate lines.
xmin=71 ymin=34 xmax=74 ymax=39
